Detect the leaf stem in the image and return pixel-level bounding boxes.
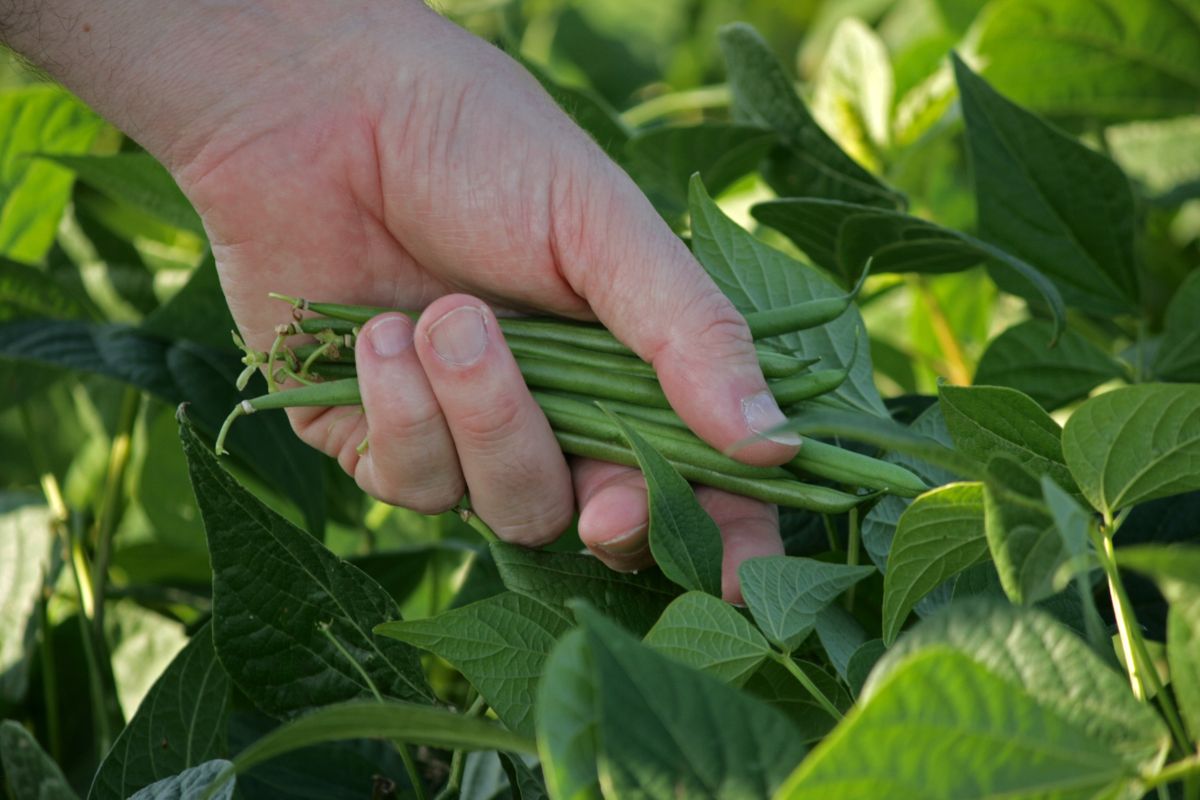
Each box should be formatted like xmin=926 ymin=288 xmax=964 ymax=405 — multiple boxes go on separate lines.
xmin=770 ymin=650 xmax=844 ymax=722
xmin=844 ymin=508 xmax=861 ymax=613
xmin=453 ymin=498 xmax=498 ymax=543
xmin=1143 ymin=755 xmax=1200 ymax=791
xmin=620 ymin=84 xmax=731 ymax=126
xmin=434 ymin=696 xmax=488 ymax=800
xmin=912 ymin=276 xmax=972 ymax=386
xmin=91 ymin=386 xmax=142 ymax=638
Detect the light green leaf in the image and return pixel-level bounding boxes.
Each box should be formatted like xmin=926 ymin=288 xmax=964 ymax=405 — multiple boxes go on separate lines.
xmin=375 ymin=592 xmax=571 ymax=737
xmin=536 ymin=630 xmax=602 ymax=800
xmin=490 ymin=540 xmax=678 ymax=636
xmin=776 ymin=649 xmax=1144 ymax=799
xmin=812 ymin=18 xmax=893 ymax=164
xmin=0 ymin=719 xmax=79 ymax=800
xmin=882 ymin=482 xmax=987 ymax=644
xmin=953 ymin=54 xmax=1140 ymax=314
xmin=866 ymin=599 xmax=1170 ymax=767
xmin=1154 ymin=271 xmax=1200 ymax=382
xmin=975 ymin=0 xmax=1200 ymax=121
xmin=940 ymin=383 xmax=1075 ymax=491
xmin=625 ymin=123 xmax=776 ymax=220
xmin=689 ymin=178 xmax=886 ymax=416
xmin=576 ymin=604 xmax=806 ymax=799
xmin=44 ymin=153 xmax=204 ymax=236
xmin=983 ymin=456 xmax=1064 ymax=605
xmin=178 ymin=419 xmax=431 ymax=718
xmin=0 ymin=499 xmax=52 ymax=706
xmin=1062 ymin=383 xmax=1200 ymax=516
xmin=106 ymin=601 xmax=188 ymax=719
xmin=0 ymin=85 xmax=103 ymax=263
xmin=1117 ymin=546 xmax=1200 ymax=742
xmin=602 ymin=409 xmax=723 ymax=595
xmin=974 ymin=319 xmax=1124 ymax=410
xmin=643 ymin=592 xmax=770 ymax=685
xmin=89 ymin=624 xmax=230 ymax=800
xmin=739 ymin=556 xmax=875 ymax=653
xmin=717 ymin=23 xmax=900 ymax=208
xmin=129 ymin=760 xmax=233 ymax=800
xmin=1107 ymin=116 xmax=1200 ymax=199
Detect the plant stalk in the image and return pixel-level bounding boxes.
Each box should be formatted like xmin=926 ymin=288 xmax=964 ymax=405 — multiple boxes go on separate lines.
xmin=91 ymin=387 xmax=142 ymax=638
xmin=771 ymin=650 xmax=844 ymax=722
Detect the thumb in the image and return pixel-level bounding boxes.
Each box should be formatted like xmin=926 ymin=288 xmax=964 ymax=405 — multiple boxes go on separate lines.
xmin=550 ymin=156 xmax=800 ymax=466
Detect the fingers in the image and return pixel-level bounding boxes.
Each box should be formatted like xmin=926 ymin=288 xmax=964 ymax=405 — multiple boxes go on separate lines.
xmin=573 ymin=459 xmax=782 ymax=603
xmin=414 ymin=295 xmax=574 ymax=545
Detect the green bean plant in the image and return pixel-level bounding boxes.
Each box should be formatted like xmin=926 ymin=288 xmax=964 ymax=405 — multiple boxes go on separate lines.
xmin=2 ymin=3 xmax=1200 ymax=799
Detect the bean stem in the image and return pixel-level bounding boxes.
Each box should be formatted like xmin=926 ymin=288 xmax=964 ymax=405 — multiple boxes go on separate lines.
xmin=770 ymin=650 xmax=844 ymax=722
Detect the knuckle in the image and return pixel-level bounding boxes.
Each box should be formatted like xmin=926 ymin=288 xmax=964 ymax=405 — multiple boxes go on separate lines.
xmin=450 ymin=394 xmax=527 ymax=450
xmin=491 ymin=500 xmax=573 ymax=547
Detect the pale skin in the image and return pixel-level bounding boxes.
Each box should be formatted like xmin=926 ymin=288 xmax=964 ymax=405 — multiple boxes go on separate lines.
xmin=3 ymin=0 xmax=799 ymax=601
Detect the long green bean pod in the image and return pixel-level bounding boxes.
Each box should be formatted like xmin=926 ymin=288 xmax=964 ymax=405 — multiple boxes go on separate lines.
xmin=215 ymin=379 xmax=361 ymax=455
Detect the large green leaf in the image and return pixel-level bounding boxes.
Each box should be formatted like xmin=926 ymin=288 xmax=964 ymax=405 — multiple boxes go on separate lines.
xmin=44 ymin=153 xmax=204 ymax=236
xmin=0 ymin=258 xmax=90 ymax=322
xmin=89 ymin=624 xmax=230 ymax=800
xmin=689 ymin=179 xmax=886 ymax=416
xmin=0 ymin=85 xmax=103 ymax=263
xmin=0 ymin=499 xmax=52 ymax=706
xmin=983 ymin=456 xmax=1064 ymax=605
xmin=811 ymin=18 xmax=893 ymax=167
xmin=536 ymin=630 xmax=601 ymax=800
xmin=881 ymin=482 xmax=987 ymax=644
xmin=375 ymin=592 xmax=570 ymax=737
xmin=953 ymin=55 xmax=1141 ymax=315
xmin=575 ymin=604 xmax=806 ymax=799
xmin=1118 ymin=546 xmax=1200 ymax=742
xmin=643 ymin=592 xmax=770 ymax=685
xmin=1062 ymin=384 xmax=1200 ymax=516
xmin=604 ymin=410 xmax=723 ymax=596
xmin=142 ymin=253 xmax=237 ymax=352
xmin=0 ymin=720 xmax=79 ymax=800
xmin=739 ymin=556 xmax=875 ymax=653
xmin=975 ymin=0 xmax=1200 ymax=121
xmin=128 ymin=760 xmax=233 ymax=800
xmin=939 ymin=383 xmax=1075 ymax=491
xmin=974 ymin=319 xmax=1124 ymax=410
xmin=178 ymin=419 xmax=430 ymax=717
xmin=490 ymin=541 xmax=677 ymax=636
xmin=717 ymin=23 xmax=900 ymax=208
xmin=776 ymin=649 xmax=1144 ymax=798
xmin=866 ymin=599 xmax=1170 ymax=767
xmin=1154 ymin=271 xmax=1200 ymax=383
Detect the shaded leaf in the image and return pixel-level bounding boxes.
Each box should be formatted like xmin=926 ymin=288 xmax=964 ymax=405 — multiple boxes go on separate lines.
xmin=812 ymin=604 xmax=867 ymax=683
xmin=142 ymin=253 xmax=237 ymax=352
xmin=743 ymin=659 xmax=848 ymax=743
xmin=643 ymin=592 xmax=770 ymax=685
xmin=983 ymin=456 xmax=1064 ymax=605
xmin=0 ymin=719 xmax=78 ymax=800
xmin=0 ymin=500 xmax=52 ymax=705
xmin=499 ymin=753 xmax=548 ymax=800
xmin=535 ymin=630 xmax=601 ymax=800
xmin=1154 ymin=270 xmax=1200 ymax=382
xmin=845 ymin=639 xmax=886 ymax=698
xmin=739 ymin=556 xmax=875 ymax=652
xmin=0 ymin=258 xmax=89 ymax=322
xmin=128 ymin=760 xmax=233 ymax=800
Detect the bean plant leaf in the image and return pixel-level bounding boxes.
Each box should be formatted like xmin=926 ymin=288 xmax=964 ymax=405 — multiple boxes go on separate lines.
xmin=43 ymin=153 xmax=204 ymax=236
xmin=974 ymin=0 xmax=1200 ymax=121
xmin=0 ymin=719 xmax=79 ymax=800
xmin=89 ymin=624 xmax=230 ymax=800
xmin=953 ymin=54 xmax=1141 ymax=315
xmin=0 ymin=500 xmax=52 ymax=706
xmin=602 ymin=409 xmax=723 ymax=595
xmin=881 ymin=482 xmax=987 ymax=644
xmin=142 ymin=253 xmax=237 ymax=352
xmin=738 ymin=556 xmax=875 ymax=653
xmin=1117 ymin=546 xmax=1200 ymax=742
xmin=573 ymin=603 xmax=806 ymax=799
xmin=1062 ymin=383 xmax=1200 ymax=516
xmin=983 ymin=456 xmax=1064 ymax=605
xmin=939 ymin=383 xmax=1075 ymax=491
xmin=1154 ymin=270 xmax=1200 ymax=382
xmin=127 ymin=760 xmax=233 ymax=800
xmin=490 ymin=541 xmax=678 ymax=636
xmin=776 ymin=649 xmax=1145 ymax=798
xmin=812 ymin=605 xmax=867 ymax=683
xmin=811 ymin=18 xmax=893 ymax=167
xmin=375 ymin=592 xmax=571 ymax=737
xmin=717 ymin=22 xmax=901 ymax=208
xmin=743 ymin=660 xmax=848 ymax=743
xmin=0 ymin=258 xmax=90 ymax=322
xmin=178 ymin=417 xmax=431 ymax=718
xmin=845 ymin=639 xmax=887 ymax=698
xmin=688 ymin=177 xmax=886 ymax=416
xmin=974 ymin=319 xmax=1124 ymax=410
xmin=536 ymin=630 xmax=602 ymax=800
xmin=866 ymin=599 xmax=1171 ymax=766
xmin=642 ymin=592 xmax=770 ymax=685
xmin=499 ymin=753 xmax=549 ymax=800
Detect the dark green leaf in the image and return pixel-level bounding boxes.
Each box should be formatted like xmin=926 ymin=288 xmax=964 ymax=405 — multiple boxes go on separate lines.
xmin=602 ymin=409 xmax=723 ymax=595
xmin=983 ymin=456 xmax=1064 ymax=605
xmin=0 ymin=258 xmax=89 ymax=322
xmin=844 ymin=639 xmax=886 ymax=697
xmin=0 ymin=719 xmax=78 ymax=800
xmin=43 ymin=153 xmax=204 ymax=236
xmin=1062 ymin=383 xmax=1200 ymax=516
xmin=89 ymin=624 xmax=230 ymax=800
xmin=953 ymin=54 xmax=1140 ymax=314
xmin=1154 ymin=270 xmax=1200 ymax=382
xmin=142 ymin=253 xmax=237 ymax=351
xmin=975 ymin=319 xmax=1124 ymax=410
xmin=375 ymin=592 xmax=570 ymax=737
xmin=882 ymin=482 xmax=987 ymax=644
xmin=128 ymin=760 xmax=233 ymax=800
xmin=812 ymin=604 xmax=867 ymax=683
xmin=499 ymin=753 xmax=548 ymax=800
xmin=0 ymin=500 xmax=52 ymax=705
xmin=490 ymin=541 xmax=677 ymax=636
xmin=178 ymin=418 xmax=430 ymax=717
xmin=535 ymin=630 xmax=601 ymax=800
xmin=643 ymin=592 xmax=770 ymax=685
xmin=717 ymin=23 xmax=900 ymax=208
xmin=739 ymin=556 xmax=875 ymax=652
xmin=939 ymin=383 xmax=1075 ymax=491
xmin=743 ymin=659 xmax=848 ymax=743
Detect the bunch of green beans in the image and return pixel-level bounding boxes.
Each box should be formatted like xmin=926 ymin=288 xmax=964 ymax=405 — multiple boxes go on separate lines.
xmin=218 ymin=283 xmax=926 ymax=511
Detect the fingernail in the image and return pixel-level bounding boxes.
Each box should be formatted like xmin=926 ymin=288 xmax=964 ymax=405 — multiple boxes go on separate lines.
xmin=741 ymin=391 xmax=802 ymax=446
xmin=368 ymin=317 xmax=414 ymax=358
xmin=428 ymin=306 xmax=488 ymax=366
xmin=596 ymin=523 xmax=647 ymax=556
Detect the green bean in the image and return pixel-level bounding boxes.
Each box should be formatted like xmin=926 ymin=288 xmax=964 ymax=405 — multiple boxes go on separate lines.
xmin=517 ymin=358 xmax=671 ymax=408
xmin=743 ymin=267 xmax=868 ymax=339
xmin=508 ymin=338 xmax=657 ymax=378
xmin=769 ymin=368 xmax=848 ymax=406
xmin=787 ymin=438 xmax=927 ymax=497
xmin=215 ymin=379 xmax=361 ymax=455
